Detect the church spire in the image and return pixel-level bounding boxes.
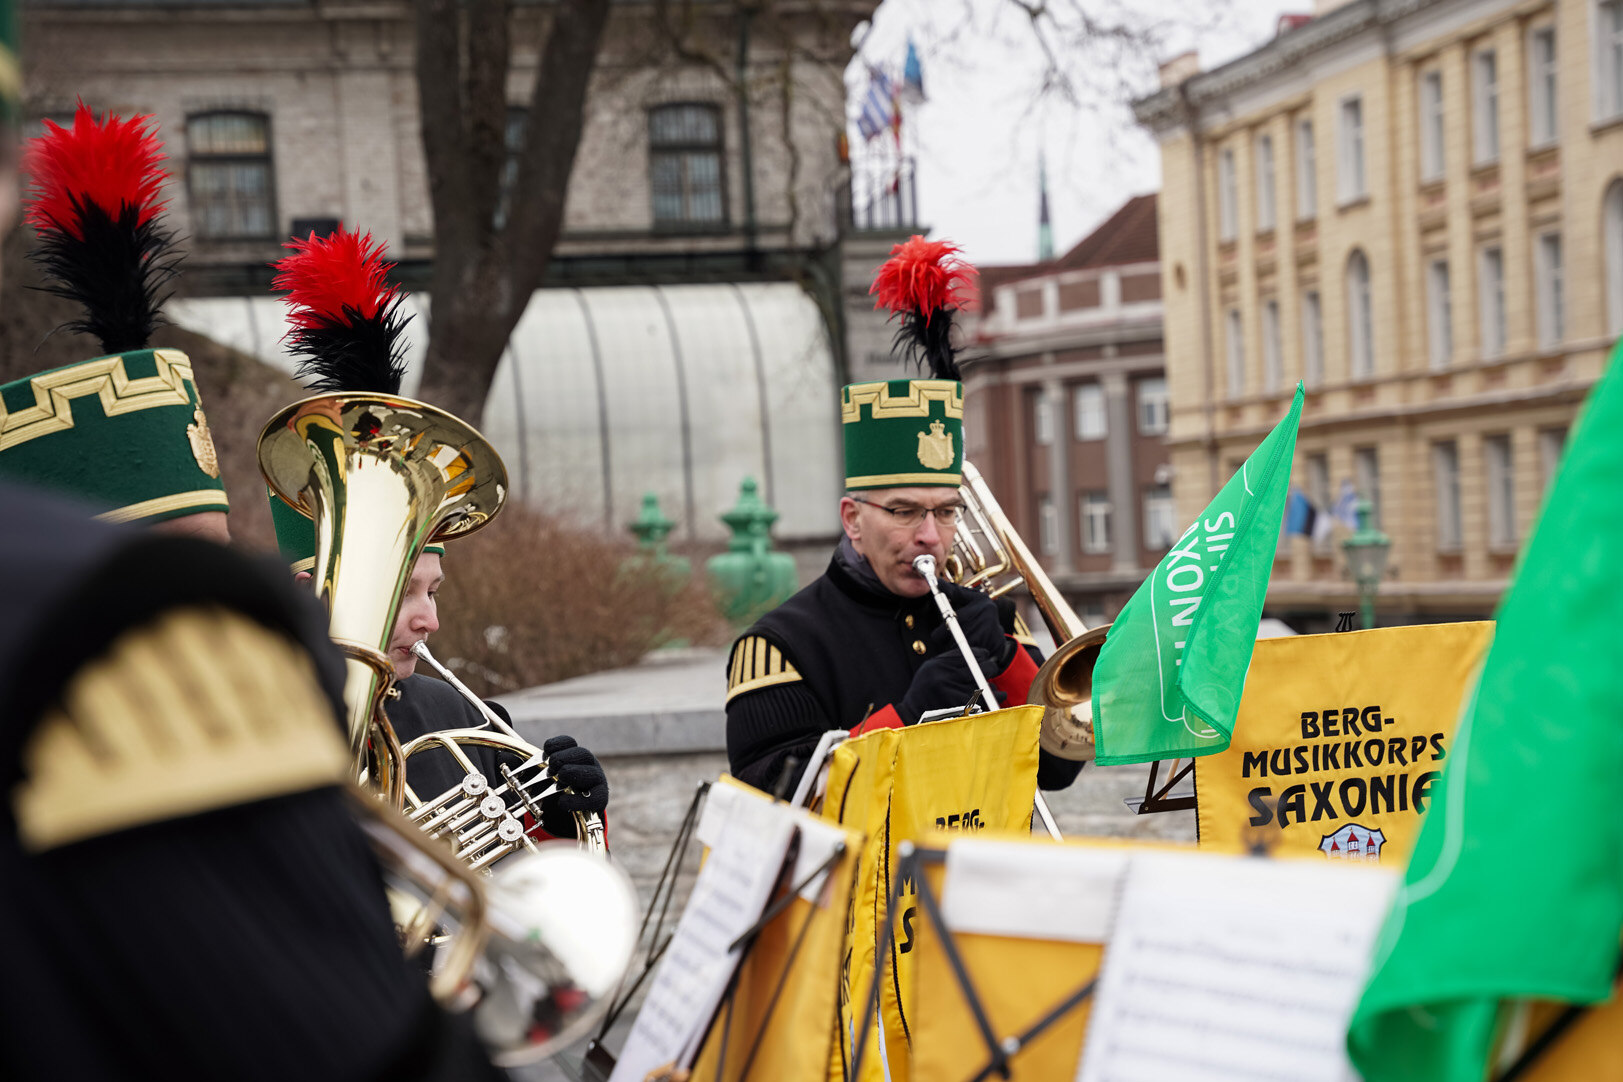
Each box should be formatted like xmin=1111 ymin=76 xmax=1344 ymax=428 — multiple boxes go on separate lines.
xmin=1037 ymin=151 xmax=1054 ymax=262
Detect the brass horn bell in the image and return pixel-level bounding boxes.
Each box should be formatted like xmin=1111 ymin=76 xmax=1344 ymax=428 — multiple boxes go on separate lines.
xmin=258 ymin=393 xmax=508 ymax=788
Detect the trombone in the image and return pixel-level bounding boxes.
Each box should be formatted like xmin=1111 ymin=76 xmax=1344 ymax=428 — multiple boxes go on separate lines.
xmin=950 ymin=460 xmax=1110 ymax=762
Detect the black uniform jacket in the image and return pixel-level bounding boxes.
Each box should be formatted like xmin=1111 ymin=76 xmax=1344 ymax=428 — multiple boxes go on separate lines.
xmin=0 ymin=484 xmax=503 ymax=1082
xmin=724 ymin=554 xmax=1083 ymax=795
xmin=388 ymin=672 xmax=514 ymax=805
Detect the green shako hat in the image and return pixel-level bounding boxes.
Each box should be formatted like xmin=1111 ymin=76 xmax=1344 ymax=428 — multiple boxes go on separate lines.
xmin=263 ymin=228 xmax=441 ymax=568
xmin=0 ymin=107 xmax=229 ymax=523
xmin=844 ymin=235 xmax=976 ymax=490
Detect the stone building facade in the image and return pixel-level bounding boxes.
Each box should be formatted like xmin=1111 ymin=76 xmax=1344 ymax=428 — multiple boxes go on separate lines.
xmin=23 ymin=0 xmax=908 ymax=550
xmin=1136 ymin=0 xmax=1623 ymax=628
xmin=962 ymin=195 xmax=1169 ymax=624
xmin=25 ymin=0 xmax=878 ymax=297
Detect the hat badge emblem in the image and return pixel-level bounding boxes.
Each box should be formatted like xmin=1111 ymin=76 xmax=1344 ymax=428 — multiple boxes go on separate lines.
xmin=188 ymin=407 xmax=221 ymax=478
xmin=917 ymin=419 xmax=954 ymax=470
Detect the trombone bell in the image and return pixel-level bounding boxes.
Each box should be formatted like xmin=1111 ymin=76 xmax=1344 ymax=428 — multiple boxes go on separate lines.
xmin=1030 ymin=624 xmax=1110 ymax=761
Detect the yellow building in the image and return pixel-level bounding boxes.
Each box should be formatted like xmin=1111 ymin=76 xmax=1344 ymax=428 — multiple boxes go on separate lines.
xmin=1137 ymin=0 xmax=1623 ymax=627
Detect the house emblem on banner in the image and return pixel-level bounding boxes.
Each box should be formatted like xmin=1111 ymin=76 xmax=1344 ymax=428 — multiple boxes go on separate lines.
xmin=1319 ymin=824 xmax=1388 ymax=863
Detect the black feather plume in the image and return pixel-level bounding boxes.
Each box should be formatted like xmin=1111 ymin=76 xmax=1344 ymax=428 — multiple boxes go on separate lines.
xmin=28 ymin=195 xmax=182 ymax=355
xmin=889 ymin=307 xmax=961 ymax=381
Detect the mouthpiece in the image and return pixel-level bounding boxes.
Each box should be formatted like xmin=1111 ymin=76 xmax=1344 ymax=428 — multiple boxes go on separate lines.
xmin=912 ymin=554 xmax=937 ymax=582
xmin=411 ymin=642 xmax=432 ymax=661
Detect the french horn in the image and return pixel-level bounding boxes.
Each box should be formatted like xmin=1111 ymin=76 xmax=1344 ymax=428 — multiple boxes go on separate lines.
xmin=407 ymin=642 xmax=608 ymax=858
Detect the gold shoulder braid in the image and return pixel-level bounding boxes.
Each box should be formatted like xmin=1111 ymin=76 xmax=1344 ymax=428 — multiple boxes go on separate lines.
xmin=13 ymin=605 xmax=350 ymax=852
xmin=1010 ymin=611 xmax=1039 ymax=648
xmin=726 ymin=635 xmax=802 ymax=704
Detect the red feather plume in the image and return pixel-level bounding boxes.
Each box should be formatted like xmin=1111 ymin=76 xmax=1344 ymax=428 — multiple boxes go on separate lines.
xmin=869 ymin=235 xmax=977 ymax=321
xmin=24 ymin=102 xmax=168 ymax=239
xmin=272 ymin=229 xmax=410 ymax=393
xmin=868 ymin=235 xmax=977 ymax=380
xmin=273 ymin=229 xmax=401 ymax=328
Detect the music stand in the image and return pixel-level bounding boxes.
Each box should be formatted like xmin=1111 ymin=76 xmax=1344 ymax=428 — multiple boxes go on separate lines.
xmin=1123 ymin=757 xmax=1195 ymax=814
xmin=847 ymin=842 xmax=1098 ymax=1082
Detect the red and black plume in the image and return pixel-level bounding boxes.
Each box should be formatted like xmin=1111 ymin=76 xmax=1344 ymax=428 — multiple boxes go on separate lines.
xmin=869 ymin=235 xmax=978 ymax=381
xmin=24 ymin=102 xmax=181 ymax=355
xmin=272 ymin=229 xmax=409 ymax=394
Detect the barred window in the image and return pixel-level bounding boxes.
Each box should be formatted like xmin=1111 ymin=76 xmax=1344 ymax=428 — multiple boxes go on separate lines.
xmin=187 ymin=112 xmax=276 ymax=241
xmin=649 ymin=104 xmax=725 ymax=227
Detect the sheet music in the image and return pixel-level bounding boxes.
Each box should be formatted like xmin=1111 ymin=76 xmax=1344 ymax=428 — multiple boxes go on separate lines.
xmin=941 ymin=837 xmax=1130 ymax=942
xmin=1076 ymin=852 xmax=1396 ymax=1082
xmin=609 ymin=782 xmax=799 ymax=1081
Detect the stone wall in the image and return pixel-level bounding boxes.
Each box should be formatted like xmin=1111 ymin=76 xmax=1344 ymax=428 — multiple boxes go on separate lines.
xmin=27 ymin=1 xmax=868 ymax=277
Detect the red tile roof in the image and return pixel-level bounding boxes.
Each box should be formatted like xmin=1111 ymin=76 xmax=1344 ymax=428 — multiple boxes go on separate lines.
xmin=1056 ymin=193 xmax=1159 ymax=270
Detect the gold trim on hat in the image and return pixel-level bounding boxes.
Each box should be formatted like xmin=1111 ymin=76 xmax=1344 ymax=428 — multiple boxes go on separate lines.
xmin=841 ymin=379 xmax=964 ymax=423
xmin=96 ymin=488 xmax=231 ymax=524
xmin=0 ymin=350 xmax=199 ymax=452
xmin=844 ymin=471 xmax=964 ymax=487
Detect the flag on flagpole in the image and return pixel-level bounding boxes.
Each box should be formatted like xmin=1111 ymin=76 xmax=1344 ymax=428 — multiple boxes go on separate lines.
xmin=900 ymin=38 xmax=926 ymax=104
xmin=1284 ymin=486 xmax=1316 ymax=538
xmin=1332 ymin=478 xmax=1359 ymax=530
xmin=1311 ymin=499 xmax=1334 ymax=545
xmin=856 ymin=66 xmax=896 ymax=142
xmin=1091 ymin=385 xmax=1304 ymax=765
xmin=1346 ymin=345 xmax=1623 ymax=1082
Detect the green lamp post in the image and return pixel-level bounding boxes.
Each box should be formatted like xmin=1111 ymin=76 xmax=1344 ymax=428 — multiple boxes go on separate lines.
xmin=706 ymin=477 xmax=797 ymax=628
xmin=1341 ymin=498 xmax=1391 ymax=630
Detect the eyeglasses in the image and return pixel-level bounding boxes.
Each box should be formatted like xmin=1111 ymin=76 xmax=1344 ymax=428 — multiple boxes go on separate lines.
xmin=851 ymin=496 xmax=965 ymax=528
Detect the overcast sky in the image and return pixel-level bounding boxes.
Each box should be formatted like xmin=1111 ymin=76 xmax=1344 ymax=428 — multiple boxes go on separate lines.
xmin=846 ymin=0 xmax=1301 ymax=268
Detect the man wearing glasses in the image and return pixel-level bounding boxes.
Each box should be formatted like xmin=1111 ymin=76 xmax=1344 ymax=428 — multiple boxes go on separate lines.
xmin=724 ymin=378 xmax=1083 ymax=796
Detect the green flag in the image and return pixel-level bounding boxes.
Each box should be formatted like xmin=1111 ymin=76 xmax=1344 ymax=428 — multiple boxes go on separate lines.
xmin=1091 ymin=384 xmax=1302 ymax=766
xmin=1347 ymin=351 xmax=1623 ymax=1082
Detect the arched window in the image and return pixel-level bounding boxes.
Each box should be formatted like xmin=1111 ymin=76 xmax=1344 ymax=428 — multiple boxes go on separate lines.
xmin=187 ymin=112 xmax=276 ymax=240
xmin=648 ymin=103 xmax=726 ymax=227
xmin=1346 ymin=249 xmax=1374 ymax=379
xmin=1606 ymin=179 xmax=1623 ymax=338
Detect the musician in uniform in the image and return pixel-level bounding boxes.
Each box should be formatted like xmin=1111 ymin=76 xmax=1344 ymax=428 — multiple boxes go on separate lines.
xmin=265 ymin=229 xmax=609 ymax=843
xmin=273 ymin=499 xmax=610 ymax=843
xmin=0 ymin=486 xmax=512 ymax=1080
xmin=725 ymin=239 xmax=1084 ymax=795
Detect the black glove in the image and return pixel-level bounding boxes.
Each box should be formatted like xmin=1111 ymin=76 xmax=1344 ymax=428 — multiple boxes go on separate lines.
xmin=538 ymin=735 xmax=609 ymax=839
xmin=937 ymin=584 xmax=1017 ymax=671
xmin=897 ymin=647 xmax=1006 ymax=725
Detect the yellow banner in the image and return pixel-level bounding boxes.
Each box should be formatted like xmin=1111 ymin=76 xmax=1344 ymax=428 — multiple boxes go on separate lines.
xmin=823 ymin=706 xmax=1042 ymax=1082
xmin=824 ymin=725 xmax=900 ymax=1082
xmin=1196 ymin=622 xmax=1492 ymax=865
